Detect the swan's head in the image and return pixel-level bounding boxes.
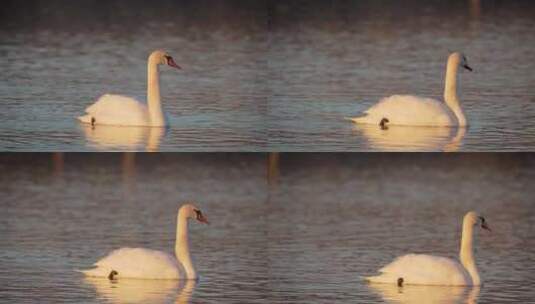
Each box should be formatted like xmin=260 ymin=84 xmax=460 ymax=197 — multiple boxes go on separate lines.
xmin=179 ymin=203 xmax=209 ymax=224
xmin=149 ymin=50 xmax=181 ymax=69
xmin=449 ymin=52 xmax=472 ymax=72
xmin=464 ymin=211 xmax=491 ymax=231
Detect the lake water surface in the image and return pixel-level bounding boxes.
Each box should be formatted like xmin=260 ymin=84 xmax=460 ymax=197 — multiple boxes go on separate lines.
xmin=267 ymin=154 xmax=535 ymax=302
xmin=1 ymin=153 xmax=534 ymax=303
xmin=0 ymin=154 xmax=268 ymax=303
xmin=0 ymin=1 xmax=267 ymax=151
xmin=1 ymin=1 xmax=535 ymax=151
xmin=267 ymin=1 xmax=535 ymax=151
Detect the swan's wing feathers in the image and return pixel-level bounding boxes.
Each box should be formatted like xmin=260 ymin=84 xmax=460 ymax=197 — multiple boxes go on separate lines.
xmin=380 ymin=254 xmax=457 ymax=273
xmin=83 ymin=94 xmax=150 ymax=126
xmin=373 ymin=254 xmax=469 ymax=285
xmin=361 ymin=95 xmax=453 ymax=126
xmin=85 ymin=94 xmax=139 ymax=113
xmin=371 ymin=95 xmax=444 ymax=115
xmin=91 ymin=247 xmax=180 ymax=279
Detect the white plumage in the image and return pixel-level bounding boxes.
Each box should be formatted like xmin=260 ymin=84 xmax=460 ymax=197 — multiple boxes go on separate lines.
xmin=367 ymin=254 xmax=470 ymax=286
xmin=349 ymin=52 xmax=472 ymax=127
xmin=365 ymin=211 xmax=490 ymax=286
xmin=78 ymin=94 xmax=150 ymax=127
xmin=350 ymin=95 xmax=455 ymax=127
xmin=78 ymin=49 xmax=181 ymax=127
xmin=81 ymin=248 xmax=182 ymax=279
xmin=80 ymin=204 xmax=209 ymax=280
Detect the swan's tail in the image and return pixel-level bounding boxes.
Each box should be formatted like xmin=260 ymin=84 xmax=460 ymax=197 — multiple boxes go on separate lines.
xmin=77 ymin=114 xmax=92 ymax=124
xmin=77 ymin=268 xmax=93 ymax=276
xmin=364 ymin=275 xmax=380 ymax=282
xmin=78 ymin=267 xmax=107 ymax=277
xmin=364 ymin=273 xmax=397 ymax=284
xmin=345 ymin=116 xmax=367 ymax=124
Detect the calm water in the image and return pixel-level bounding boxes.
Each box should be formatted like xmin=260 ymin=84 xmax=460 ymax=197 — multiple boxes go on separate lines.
xmin=2 ymin=1 xmax=535 ymax=151
xmin=1 ymin=153 xmax=534 ymax=303
xmin=267 ymin=154 xmax=535 ymax=302
xmin=267 ymin=1 xmax=535 ymax=151
xmin=0 ymin=154 xmax=268 ymax=303
xmin=0 ymin=1 xmax=267 ymax=151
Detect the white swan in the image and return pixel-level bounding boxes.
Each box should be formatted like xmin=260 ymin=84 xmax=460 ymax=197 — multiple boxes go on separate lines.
xmin=349 ymin=52 xmax=472 ymax=127
xmin=78 ymin=50 xmax=181 ymax=127
xmin=366 ymin=211 xmax=490 ymax=286
xmin=81 ymin=204 xmax=208 ymax=280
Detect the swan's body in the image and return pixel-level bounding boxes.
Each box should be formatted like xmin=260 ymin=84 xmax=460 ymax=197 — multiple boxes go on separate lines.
xmin=79 ymin=95 xmax=151 ymax=126
xmin=81 ymin=204 xmax=208 ymax=280
xmin=367 ymin=254 xmax=472 ymax=286
xmin=82 ymin=248 xmax=181 ymax=279
xmin=353 ymin=95 xmax=457 ymax=127
xmin=78 ymin=50 xmax=180 ymax=127
xmin=349 ymin=52 xmax=472 ymax=127
xmin=366 ymin=211 xmax=490 ymax=286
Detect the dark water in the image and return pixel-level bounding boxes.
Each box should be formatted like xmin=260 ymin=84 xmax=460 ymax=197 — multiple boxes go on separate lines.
xmin=266 ymin=153 xmax=535 ymax=303
xmin=1 ymin=153 xmax=534 ymax=303
xmin=0 ymin=154 xmax=268 ymax=303
xmin=266 ymin=0 xmax=535 ymax=151
xmin=0 ymin=1 xmax=267 ymax=151
xmin=1 ymin=1 xmax=535 ymax=151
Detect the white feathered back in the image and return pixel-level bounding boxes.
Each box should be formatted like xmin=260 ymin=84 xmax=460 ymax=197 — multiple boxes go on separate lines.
xmin=83 ymin=247 xmax=182 ymax=279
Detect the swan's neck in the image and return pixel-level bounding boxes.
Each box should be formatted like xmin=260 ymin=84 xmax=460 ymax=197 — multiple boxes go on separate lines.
xmin=175 ymin=212 xmax=197 ymax=279
xmin=147 ymin=59 xmax=166 ymax=127
xmin=444 ymin=60 xmax=467 ymax=127
xmin=459 ymin=221 xmax=481 ymax=285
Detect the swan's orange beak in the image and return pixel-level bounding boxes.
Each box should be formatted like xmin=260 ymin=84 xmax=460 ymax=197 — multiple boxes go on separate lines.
xmin=167 ymin=57 xmax=181 ymax=69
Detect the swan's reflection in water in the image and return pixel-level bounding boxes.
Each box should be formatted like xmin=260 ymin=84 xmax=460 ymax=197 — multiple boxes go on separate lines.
xmin=79 ymin=124 xmax=166 ymax=151
xmin=368 ymin=283 xmax=480 ymax=304
xmin=353 ymin=124 xmax=466 ymax=152
xmin=84 ymin=277 xmax=196 ymax=304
